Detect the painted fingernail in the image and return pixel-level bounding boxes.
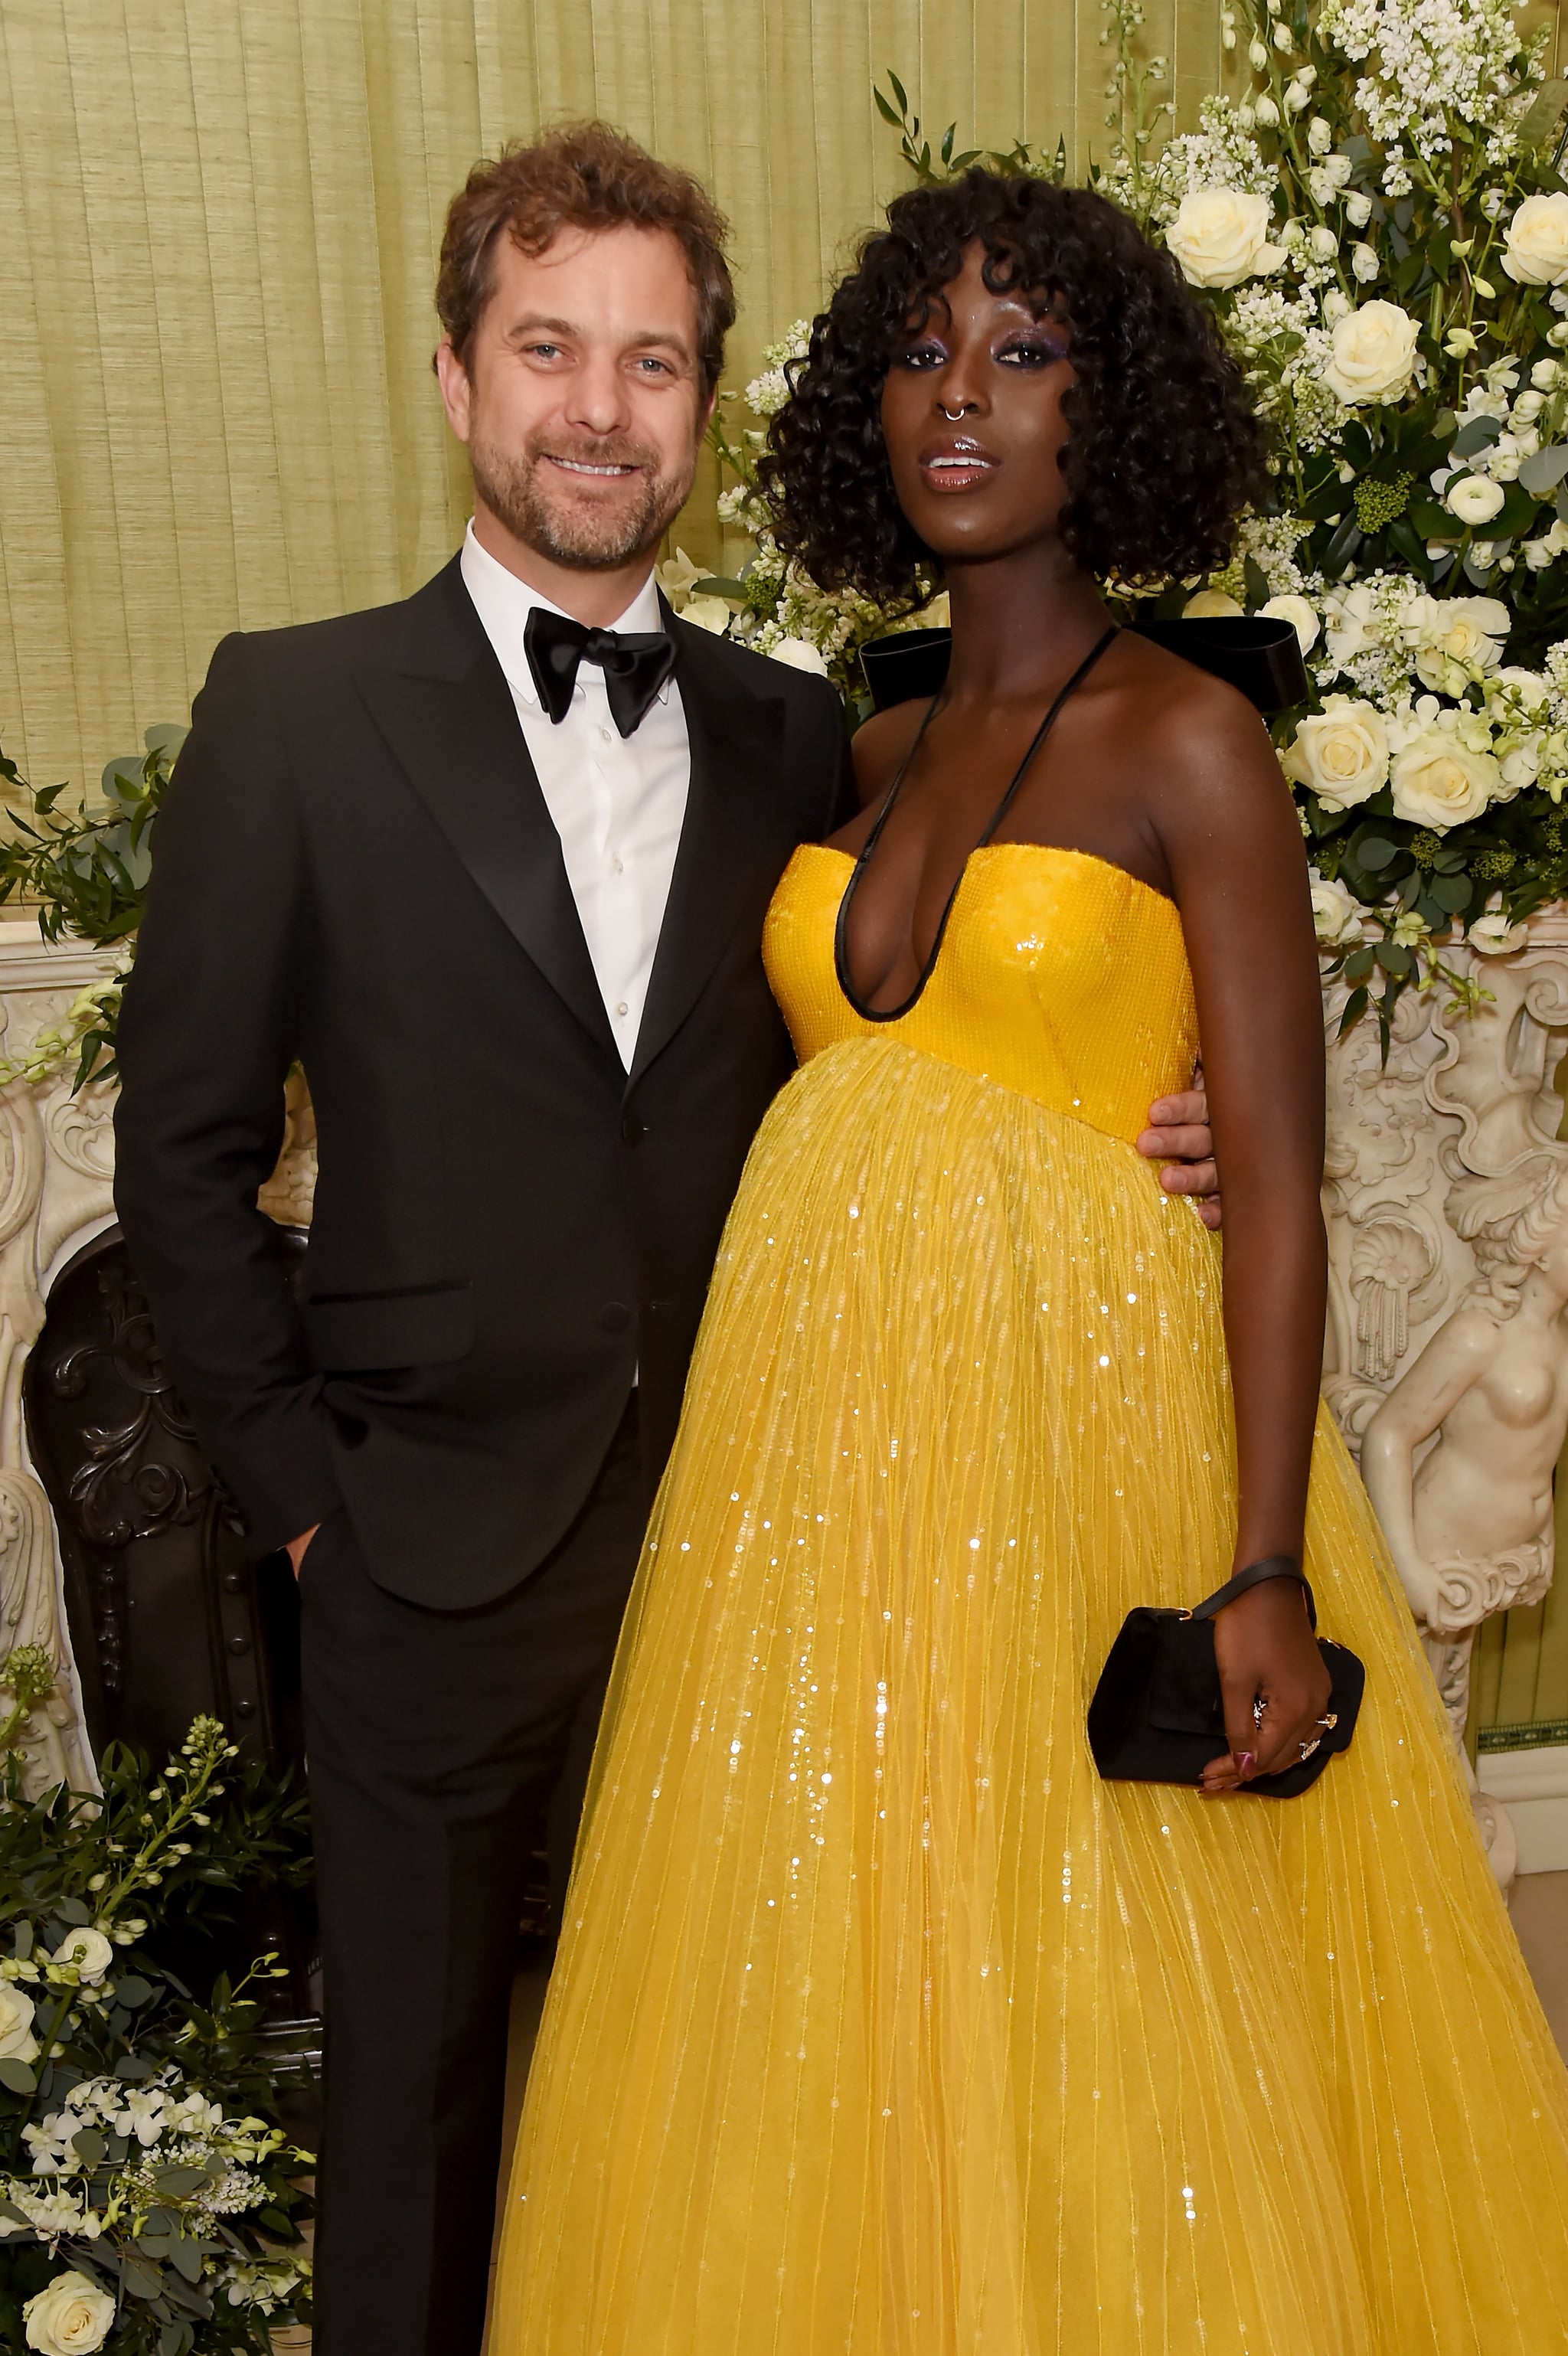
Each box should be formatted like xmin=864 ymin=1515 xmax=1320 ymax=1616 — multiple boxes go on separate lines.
xmin=1235 ymin=1751 xmax=1256 ymax=1777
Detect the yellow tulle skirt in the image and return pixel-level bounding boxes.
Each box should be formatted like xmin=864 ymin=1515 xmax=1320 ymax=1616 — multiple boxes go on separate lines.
xmin=492 ymin=1037 xmax=1568 ymax=2354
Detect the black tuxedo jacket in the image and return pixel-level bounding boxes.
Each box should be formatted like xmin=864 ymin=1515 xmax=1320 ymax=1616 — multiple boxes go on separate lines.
xmin=113 ymin=556 xmax=852 ymax=1606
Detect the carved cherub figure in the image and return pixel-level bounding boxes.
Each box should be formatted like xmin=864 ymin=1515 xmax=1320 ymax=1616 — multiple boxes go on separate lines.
xmin=1361 ymin=1152 xmax=1568 ymax=1637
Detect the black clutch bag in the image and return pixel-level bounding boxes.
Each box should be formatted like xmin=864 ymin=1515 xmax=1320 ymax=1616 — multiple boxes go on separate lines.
xmin=1087 ymin=1558 xmax=1365 ymax=1797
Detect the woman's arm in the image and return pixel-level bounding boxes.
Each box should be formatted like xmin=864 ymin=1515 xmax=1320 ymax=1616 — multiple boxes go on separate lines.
xmin=1150 ymin=676 xmax=1334 ymax=1786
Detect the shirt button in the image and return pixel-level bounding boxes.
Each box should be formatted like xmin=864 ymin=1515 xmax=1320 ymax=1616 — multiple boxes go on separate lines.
xmin=599 ymin=724 xmax=613 ymax=743
xmin=616 ymin=1001 xmax=629 ymax=1018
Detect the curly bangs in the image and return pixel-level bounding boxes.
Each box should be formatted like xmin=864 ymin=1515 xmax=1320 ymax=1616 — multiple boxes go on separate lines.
xmin=757 ymin=170 xmax=1266 ymax=603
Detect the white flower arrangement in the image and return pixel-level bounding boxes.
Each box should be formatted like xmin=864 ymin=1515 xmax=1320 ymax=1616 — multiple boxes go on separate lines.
xmin=793 ymin=6 xmax=1568 ymax=1046
xmin=0 ymin=1718 xmax=313 ymax=2352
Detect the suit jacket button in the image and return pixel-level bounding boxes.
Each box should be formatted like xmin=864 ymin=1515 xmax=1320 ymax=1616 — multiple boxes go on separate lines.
xmin=621 ymin=1113 xmax=646 ymax=1146
xmin=599 ymin=1302 xmax=633 ymax=1333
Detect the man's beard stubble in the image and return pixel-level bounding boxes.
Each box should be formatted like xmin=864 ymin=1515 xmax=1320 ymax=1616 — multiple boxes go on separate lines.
xmin=469 ymin=426 xmax=695 ymax=573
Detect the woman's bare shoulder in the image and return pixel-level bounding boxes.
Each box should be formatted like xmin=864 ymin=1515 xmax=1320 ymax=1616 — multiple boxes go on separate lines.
xmin=825 ymin=698 xmax=930 ymax=851
xmin=849 ymin=698 xmax=929 ymax=805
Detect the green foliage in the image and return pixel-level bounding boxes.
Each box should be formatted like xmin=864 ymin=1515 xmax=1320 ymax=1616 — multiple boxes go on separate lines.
xmin=0 ymin=1720 xmax=313 ymax=2351
xmin=0 ymin=727 xmax=183 ymax=1088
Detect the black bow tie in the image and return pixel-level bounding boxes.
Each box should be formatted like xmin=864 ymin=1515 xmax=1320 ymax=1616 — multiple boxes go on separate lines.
xmin=524 ymin=606 xmax=677 ymax=738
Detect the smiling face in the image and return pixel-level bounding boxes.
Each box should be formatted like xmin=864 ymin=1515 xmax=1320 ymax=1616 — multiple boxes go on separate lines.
xmin=437 ymin=220 xmax=710 ymax=575
xmin=879 ymin=242 xmax=1076 ymax=567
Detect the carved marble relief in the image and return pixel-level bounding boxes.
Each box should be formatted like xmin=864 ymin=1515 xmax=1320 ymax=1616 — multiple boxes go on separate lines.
xmin=1323 ymin=911 xmax=1568 ymax=1880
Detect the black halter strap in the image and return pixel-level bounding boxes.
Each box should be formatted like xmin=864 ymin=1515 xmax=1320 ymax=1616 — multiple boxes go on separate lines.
xmin=835 ymin=626 xmax=1119 ymax=1024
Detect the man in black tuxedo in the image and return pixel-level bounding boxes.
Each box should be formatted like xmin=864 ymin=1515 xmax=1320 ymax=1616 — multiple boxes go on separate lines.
xmin=114 ymin=124 xmax=1218 ymax=2356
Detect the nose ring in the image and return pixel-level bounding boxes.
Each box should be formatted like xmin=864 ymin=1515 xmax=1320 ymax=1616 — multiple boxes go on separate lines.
xmin=939 ymin=402 xmax=969 ymax=422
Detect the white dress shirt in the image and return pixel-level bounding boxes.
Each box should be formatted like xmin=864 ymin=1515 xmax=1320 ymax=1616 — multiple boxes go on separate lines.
xmin=459 ymin=521 xmax=690 ymax=1071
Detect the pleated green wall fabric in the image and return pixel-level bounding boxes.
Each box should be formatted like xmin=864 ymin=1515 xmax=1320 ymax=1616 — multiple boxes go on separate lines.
xmin=0 ymin=0 xmax=1253 ymax=786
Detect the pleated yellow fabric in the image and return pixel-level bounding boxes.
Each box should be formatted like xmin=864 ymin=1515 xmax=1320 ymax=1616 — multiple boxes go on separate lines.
xmin=492 ymin=844 xmax=1568 ymax=2354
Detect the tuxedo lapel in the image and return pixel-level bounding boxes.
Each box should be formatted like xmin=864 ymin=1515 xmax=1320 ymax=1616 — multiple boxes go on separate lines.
xmin=631 ymin=607 xmax=786 ymax=1086
xmin=355 ymin=559 xmax=620 ymax=1064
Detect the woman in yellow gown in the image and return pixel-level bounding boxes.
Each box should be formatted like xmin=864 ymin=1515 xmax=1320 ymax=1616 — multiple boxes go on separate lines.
xmin=492 ymin=174 xmax=1568 ymax=2351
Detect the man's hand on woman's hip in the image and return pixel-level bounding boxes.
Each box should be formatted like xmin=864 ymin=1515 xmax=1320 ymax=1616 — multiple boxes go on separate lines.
xmin=1137 ymin=1067 xmax=1220 ymax=1230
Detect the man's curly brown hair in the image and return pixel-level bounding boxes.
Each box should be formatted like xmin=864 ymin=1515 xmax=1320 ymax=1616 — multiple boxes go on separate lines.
xmin=758 ymin=170 xmax=1266 ymax=602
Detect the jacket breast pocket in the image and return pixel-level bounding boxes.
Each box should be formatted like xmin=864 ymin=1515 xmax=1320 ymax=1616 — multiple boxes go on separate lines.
xmin=302 ymin=1282 xmax=475 ymax=1372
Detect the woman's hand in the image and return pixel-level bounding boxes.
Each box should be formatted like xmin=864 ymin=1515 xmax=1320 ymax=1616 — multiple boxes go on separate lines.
xmin=1202 ymin=1577 xmax=1333 ymax=1795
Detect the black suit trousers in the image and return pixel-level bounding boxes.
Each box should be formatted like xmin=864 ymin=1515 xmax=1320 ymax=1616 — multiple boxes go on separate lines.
xmin=299 ymin=1394 xmax=645 ymax=2356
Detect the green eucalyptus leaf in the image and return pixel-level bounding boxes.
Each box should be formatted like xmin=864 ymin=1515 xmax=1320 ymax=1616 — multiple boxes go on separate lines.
xmin=1517 ymin=443 xmax=1568 ymax=496
xmin=0 ymin=2056 xmax=36 ymax=2094
xmin=1375 ymin=940 xmax=1415 ymax=975
xmin=54 ymin=1893 xmax=90 ymax=1926
xmin=1354 ymin=833 xmax=1400 ymax=871
xmin=1451 ymin=414 xmax=1504 ymax=457
xmin=121 ymin=2251 xmax=165 ymax=2300
xmin=115 ymin=1974 xmax=153 ymax=2006
xmin=1343 ymin=945 xmax=1376 ymax=982
xmin=154 ymin=2166 xmax=210 ymax=2197
xmin=167 ymin=2236 xmax=204 ymax=2284
xmin=71 ymin=2127 xmax=107 ymax=2166
xmin=1431 ymin=874 xmax=1473 ymax=913
xmin=1520 ymin=77 xmax=1568 ymax=149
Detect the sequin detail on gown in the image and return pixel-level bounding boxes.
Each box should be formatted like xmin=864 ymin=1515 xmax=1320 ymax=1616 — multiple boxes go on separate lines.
xmin=492 ymin=842 xmax=1568 ymax=2355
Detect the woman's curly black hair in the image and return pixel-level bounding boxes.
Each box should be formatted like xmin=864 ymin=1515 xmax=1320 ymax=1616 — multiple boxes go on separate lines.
xmin=758 ymin=171 xmax=1267 ymax=603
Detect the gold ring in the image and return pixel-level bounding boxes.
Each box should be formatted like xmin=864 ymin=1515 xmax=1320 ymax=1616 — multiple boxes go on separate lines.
xmin=1316 ymin=1712 xmax=1338 ymax=1732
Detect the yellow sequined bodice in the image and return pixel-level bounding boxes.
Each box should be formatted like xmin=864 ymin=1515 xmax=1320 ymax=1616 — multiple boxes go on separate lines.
xmin=763 ymin=841 xmax=1198 ymax=1145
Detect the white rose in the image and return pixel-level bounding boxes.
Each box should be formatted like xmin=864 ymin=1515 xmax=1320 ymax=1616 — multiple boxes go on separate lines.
xmin=1503 ymin=192 xmax=1568 ymax=286
xmin=1308 ymin=870 xmax=1364 ymax=947
xmin=1183 ymin=589 xmax=1245 ymax=619
xmin=1260 ymin=592 xmax=1321 ymax=654
xmin=1488 ymin=664 xmax=1550 ymax=713
xmin=1281 ymin=698 xmax=1390 ymax=809
xmin=23 ymin=2272 xmax=116 ymax=2356
xmin=766 ymin=636 xmax=830 ymax=677
xmin=1345 ymin=190 xmax=1374 ymax=229
xmin=50 ymin=1930 xmax=113 ymax=1986
xmin=0 ymin=1982 xmax=38 ymax=2063
xmin=1409 ymin=593 xmax=1509 ymax=691
xmin=1167 ymin=189 xmax=1285 ymax=289
xmin=1445 ymin=474 xmax=1506 ymax=526
xmin=680 ymin=593 xmax=730 ymax=636
xmin=1323 ymin=301 xmax=1420 ymax=404
xmin=1468 ymin=895 xmax=1528 ymax=954
xmin=1388 ymin=710 xmax=1502 ymax=828
xmin=1351 ymin=242 xmax=1380 ymax=283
